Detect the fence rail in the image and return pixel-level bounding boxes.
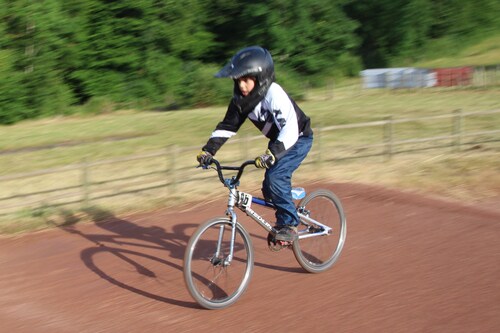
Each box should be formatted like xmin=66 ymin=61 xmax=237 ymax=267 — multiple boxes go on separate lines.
xmin=1 ymin=109 xmax=499 ymax=216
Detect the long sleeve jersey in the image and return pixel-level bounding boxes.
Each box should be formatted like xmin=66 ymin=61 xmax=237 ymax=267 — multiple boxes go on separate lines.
xmin=202 ymin=82 xmax=313 ymax=160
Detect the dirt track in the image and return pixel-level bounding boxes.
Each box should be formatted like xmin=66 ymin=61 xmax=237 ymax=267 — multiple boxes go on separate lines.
xmin=0 ymin=183 xmax=499 ymax=333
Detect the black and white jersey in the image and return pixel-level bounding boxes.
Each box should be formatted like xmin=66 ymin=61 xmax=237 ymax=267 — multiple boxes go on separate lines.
xmin=203 ymin=82 xmax=312 ymax=160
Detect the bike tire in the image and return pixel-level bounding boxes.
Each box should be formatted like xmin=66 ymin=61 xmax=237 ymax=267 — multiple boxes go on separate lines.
xmin=293 ymin=189 xmax=346 ymax=273
xmin=183 ymin=217 xmax=254 ymax=309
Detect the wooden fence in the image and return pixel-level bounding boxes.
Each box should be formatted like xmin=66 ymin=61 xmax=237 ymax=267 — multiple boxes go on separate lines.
xmin=0 ymin=109 xmax=498 ymax=216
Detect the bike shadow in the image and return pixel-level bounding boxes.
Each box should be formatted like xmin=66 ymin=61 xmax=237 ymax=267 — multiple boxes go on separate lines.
xmin=50 ymin=206 xmax=200 ymax=309
xmin=49 ymin=207 xmax=303 ymax=308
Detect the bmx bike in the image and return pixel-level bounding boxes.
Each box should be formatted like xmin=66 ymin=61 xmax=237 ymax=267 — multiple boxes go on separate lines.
xmin=183 ymin=159 xmax=346 ymax=309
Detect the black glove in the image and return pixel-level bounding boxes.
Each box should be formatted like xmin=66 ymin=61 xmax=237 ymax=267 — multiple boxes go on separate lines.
xmin=197 ymin=150 xmax=213 ymax=166
xmin=255 ymin=149 xmax=275 ymax=169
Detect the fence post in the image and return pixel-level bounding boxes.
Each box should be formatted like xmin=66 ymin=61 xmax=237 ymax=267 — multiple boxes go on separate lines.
xmin=315 ymin=126 xmax=322 ymax=166
xmin=168 ymin=145 xmax=177 ymax=196
xmin=384 ymin=116 xmax=394 ymax=161
xmin=493 ymin=65 xmax=500 ymax=85
xmin=164 ymin=146 xmax=170 ymax=197
xmin=452 ymin=109 xmax=463 ymax=152
xmin=81 ymin=158 xmax=90 ymax=207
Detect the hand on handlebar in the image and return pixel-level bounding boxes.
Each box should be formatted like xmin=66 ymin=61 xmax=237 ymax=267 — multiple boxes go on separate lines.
xmin=196 ymin=150 xmax=213 ymax=166
xmin=255 ymin=149 xmax=275 ymax=169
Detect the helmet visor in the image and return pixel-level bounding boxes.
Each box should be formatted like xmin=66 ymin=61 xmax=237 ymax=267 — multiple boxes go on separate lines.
xmin=214 ymin=62 xmax=256 ymax=79
xmin=214 ymin=62 xmax=234 ymax=78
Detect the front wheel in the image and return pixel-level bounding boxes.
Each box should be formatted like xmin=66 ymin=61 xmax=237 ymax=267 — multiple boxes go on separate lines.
xmin=293 ymin=189 xmax=346 ymax=273
xmin=183 ymin=217 xmax=254 ymax=309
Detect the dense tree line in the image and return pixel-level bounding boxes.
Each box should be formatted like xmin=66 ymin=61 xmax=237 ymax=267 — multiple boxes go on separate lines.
xmin=0 ymin=0 xmax=499 ymax=124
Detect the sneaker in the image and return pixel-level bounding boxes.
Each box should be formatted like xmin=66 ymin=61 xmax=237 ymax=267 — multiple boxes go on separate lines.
xmin=275 ymin=226 xmax=298 ymax=242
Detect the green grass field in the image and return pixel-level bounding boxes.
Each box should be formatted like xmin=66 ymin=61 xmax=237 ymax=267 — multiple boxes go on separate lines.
xmin=2 ymin=29 xmax=500 ymax=235
xmin=2 ymin=85 xmax=499 ymax=173
xmin=414 ymin=34 xmax=500 ymax=68
xmin=1 ymin=84 xmax=499 ymax=234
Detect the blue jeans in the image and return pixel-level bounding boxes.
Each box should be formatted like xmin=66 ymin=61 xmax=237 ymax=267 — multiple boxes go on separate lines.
xmin=262 ymin=135 xmax=313 ymax=227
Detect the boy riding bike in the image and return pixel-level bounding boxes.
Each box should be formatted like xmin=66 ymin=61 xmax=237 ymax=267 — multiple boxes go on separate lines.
xmin=197 ymin=46 xmax=313 ymax=242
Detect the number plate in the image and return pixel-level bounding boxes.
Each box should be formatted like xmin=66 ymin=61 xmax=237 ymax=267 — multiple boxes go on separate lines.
xmin=239 ymin=192 xmax=252 ymax=208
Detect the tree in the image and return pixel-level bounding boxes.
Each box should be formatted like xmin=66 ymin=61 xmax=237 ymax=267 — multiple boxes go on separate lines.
xmin=398 ymin=0 xmax=433 ymax=60
xmin=71 ymin=0 xmax=217 ymax=105
xmin=265 ymin=0 xmax=359 ymax=76
xmin=206 ymin=0 xmax=360 ymax=77
xmin=1 ymin=0 xmax=77 ymax=122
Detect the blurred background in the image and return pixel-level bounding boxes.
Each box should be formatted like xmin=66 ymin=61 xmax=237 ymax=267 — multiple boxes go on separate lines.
xmin=0 ymin=0 xmax=499 ymax=232
xmin=1 ymin=0 xmax=499 ymax=120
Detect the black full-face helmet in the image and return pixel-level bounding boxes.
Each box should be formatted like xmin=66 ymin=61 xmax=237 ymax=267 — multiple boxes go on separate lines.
xmin=215 ymin=46 xmax=275 ymax=100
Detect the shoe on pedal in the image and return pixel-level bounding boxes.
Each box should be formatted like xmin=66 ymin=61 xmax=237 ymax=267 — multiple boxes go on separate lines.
xmin=275 ymin=226 xmax=298 ymax=242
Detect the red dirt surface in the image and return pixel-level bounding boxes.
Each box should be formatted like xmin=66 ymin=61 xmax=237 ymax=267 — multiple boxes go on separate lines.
xmin=0 ymin=183 xmax=499 ymax=333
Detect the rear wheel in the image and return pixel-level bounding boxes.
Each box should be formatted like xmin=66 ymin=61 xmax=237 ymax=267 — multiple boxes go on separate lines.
xmin=293 ymin=189 xmax=346 ymax=273
xmin=184 ymin=217 xmax=253 ymax=309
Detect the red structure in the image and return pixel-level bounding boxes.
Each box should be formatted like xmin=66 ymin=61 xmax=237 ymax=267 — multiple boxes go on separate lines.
xmin=434 ymin=66 xmax=473 ymax=86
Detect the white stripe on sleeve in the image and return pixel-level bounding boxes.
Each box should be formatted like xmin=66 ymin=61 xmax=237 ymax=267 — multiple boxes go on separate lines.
xmin=210 ymin=129 xmax=236 ymax=139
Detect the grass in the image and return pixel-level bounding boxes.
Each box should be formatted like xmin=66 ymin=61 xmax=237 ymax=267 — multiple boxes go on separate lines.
xmin=1 ymin=85 xmax=499 ymax=174
xmin=2 ymin=31 xmax=500 ymax=234
xmin=1 ymin=50 xmax=500 ymax=234
xmin=1 ymin=85 xmax=499 ymax=235
xmin=414 ymin=34 xmax=500 ymax=68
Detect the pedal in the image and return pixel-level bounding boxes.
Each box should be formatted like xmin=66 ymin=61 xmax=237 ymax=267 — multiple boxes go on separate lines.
xmin=267 ymin=233 xmax=292 ymax=251
xmin=278 ymin=240 xmax=293 ymax=247
xmin=267 ymin=232 xmax=282 ymax=251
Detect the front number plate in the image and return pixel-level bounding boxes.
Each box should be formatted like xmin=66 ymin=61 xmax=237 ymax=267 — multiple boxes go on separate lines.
xmin=239 ymin=192 xmax=252 ymax=208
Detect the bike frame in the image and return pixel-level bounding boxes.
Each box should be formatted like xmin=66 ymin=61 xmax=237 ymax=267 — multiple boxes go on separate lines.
xmin=209 ymin=160 xmax=332 ymax=265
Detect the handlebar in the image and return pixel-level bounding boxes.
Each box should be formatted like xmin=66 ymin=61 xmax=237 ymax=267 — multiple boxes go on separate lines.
xmin=202 ymin=159 xmax=256 ymax=187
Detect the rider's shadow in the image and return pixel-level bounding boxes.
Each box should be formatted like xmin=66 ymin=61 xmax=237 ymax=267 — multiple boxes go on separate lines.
xmin=52 ymin=206 xmax=199 ymax=308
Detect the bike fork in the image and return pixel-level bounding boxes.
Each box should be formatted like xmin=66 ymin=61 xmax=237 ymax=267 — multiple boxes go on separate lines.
xmin=214 ymin=216 xmax=237 ymax=267
xmin=218 ymin=188 xmax=238 ymax=267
